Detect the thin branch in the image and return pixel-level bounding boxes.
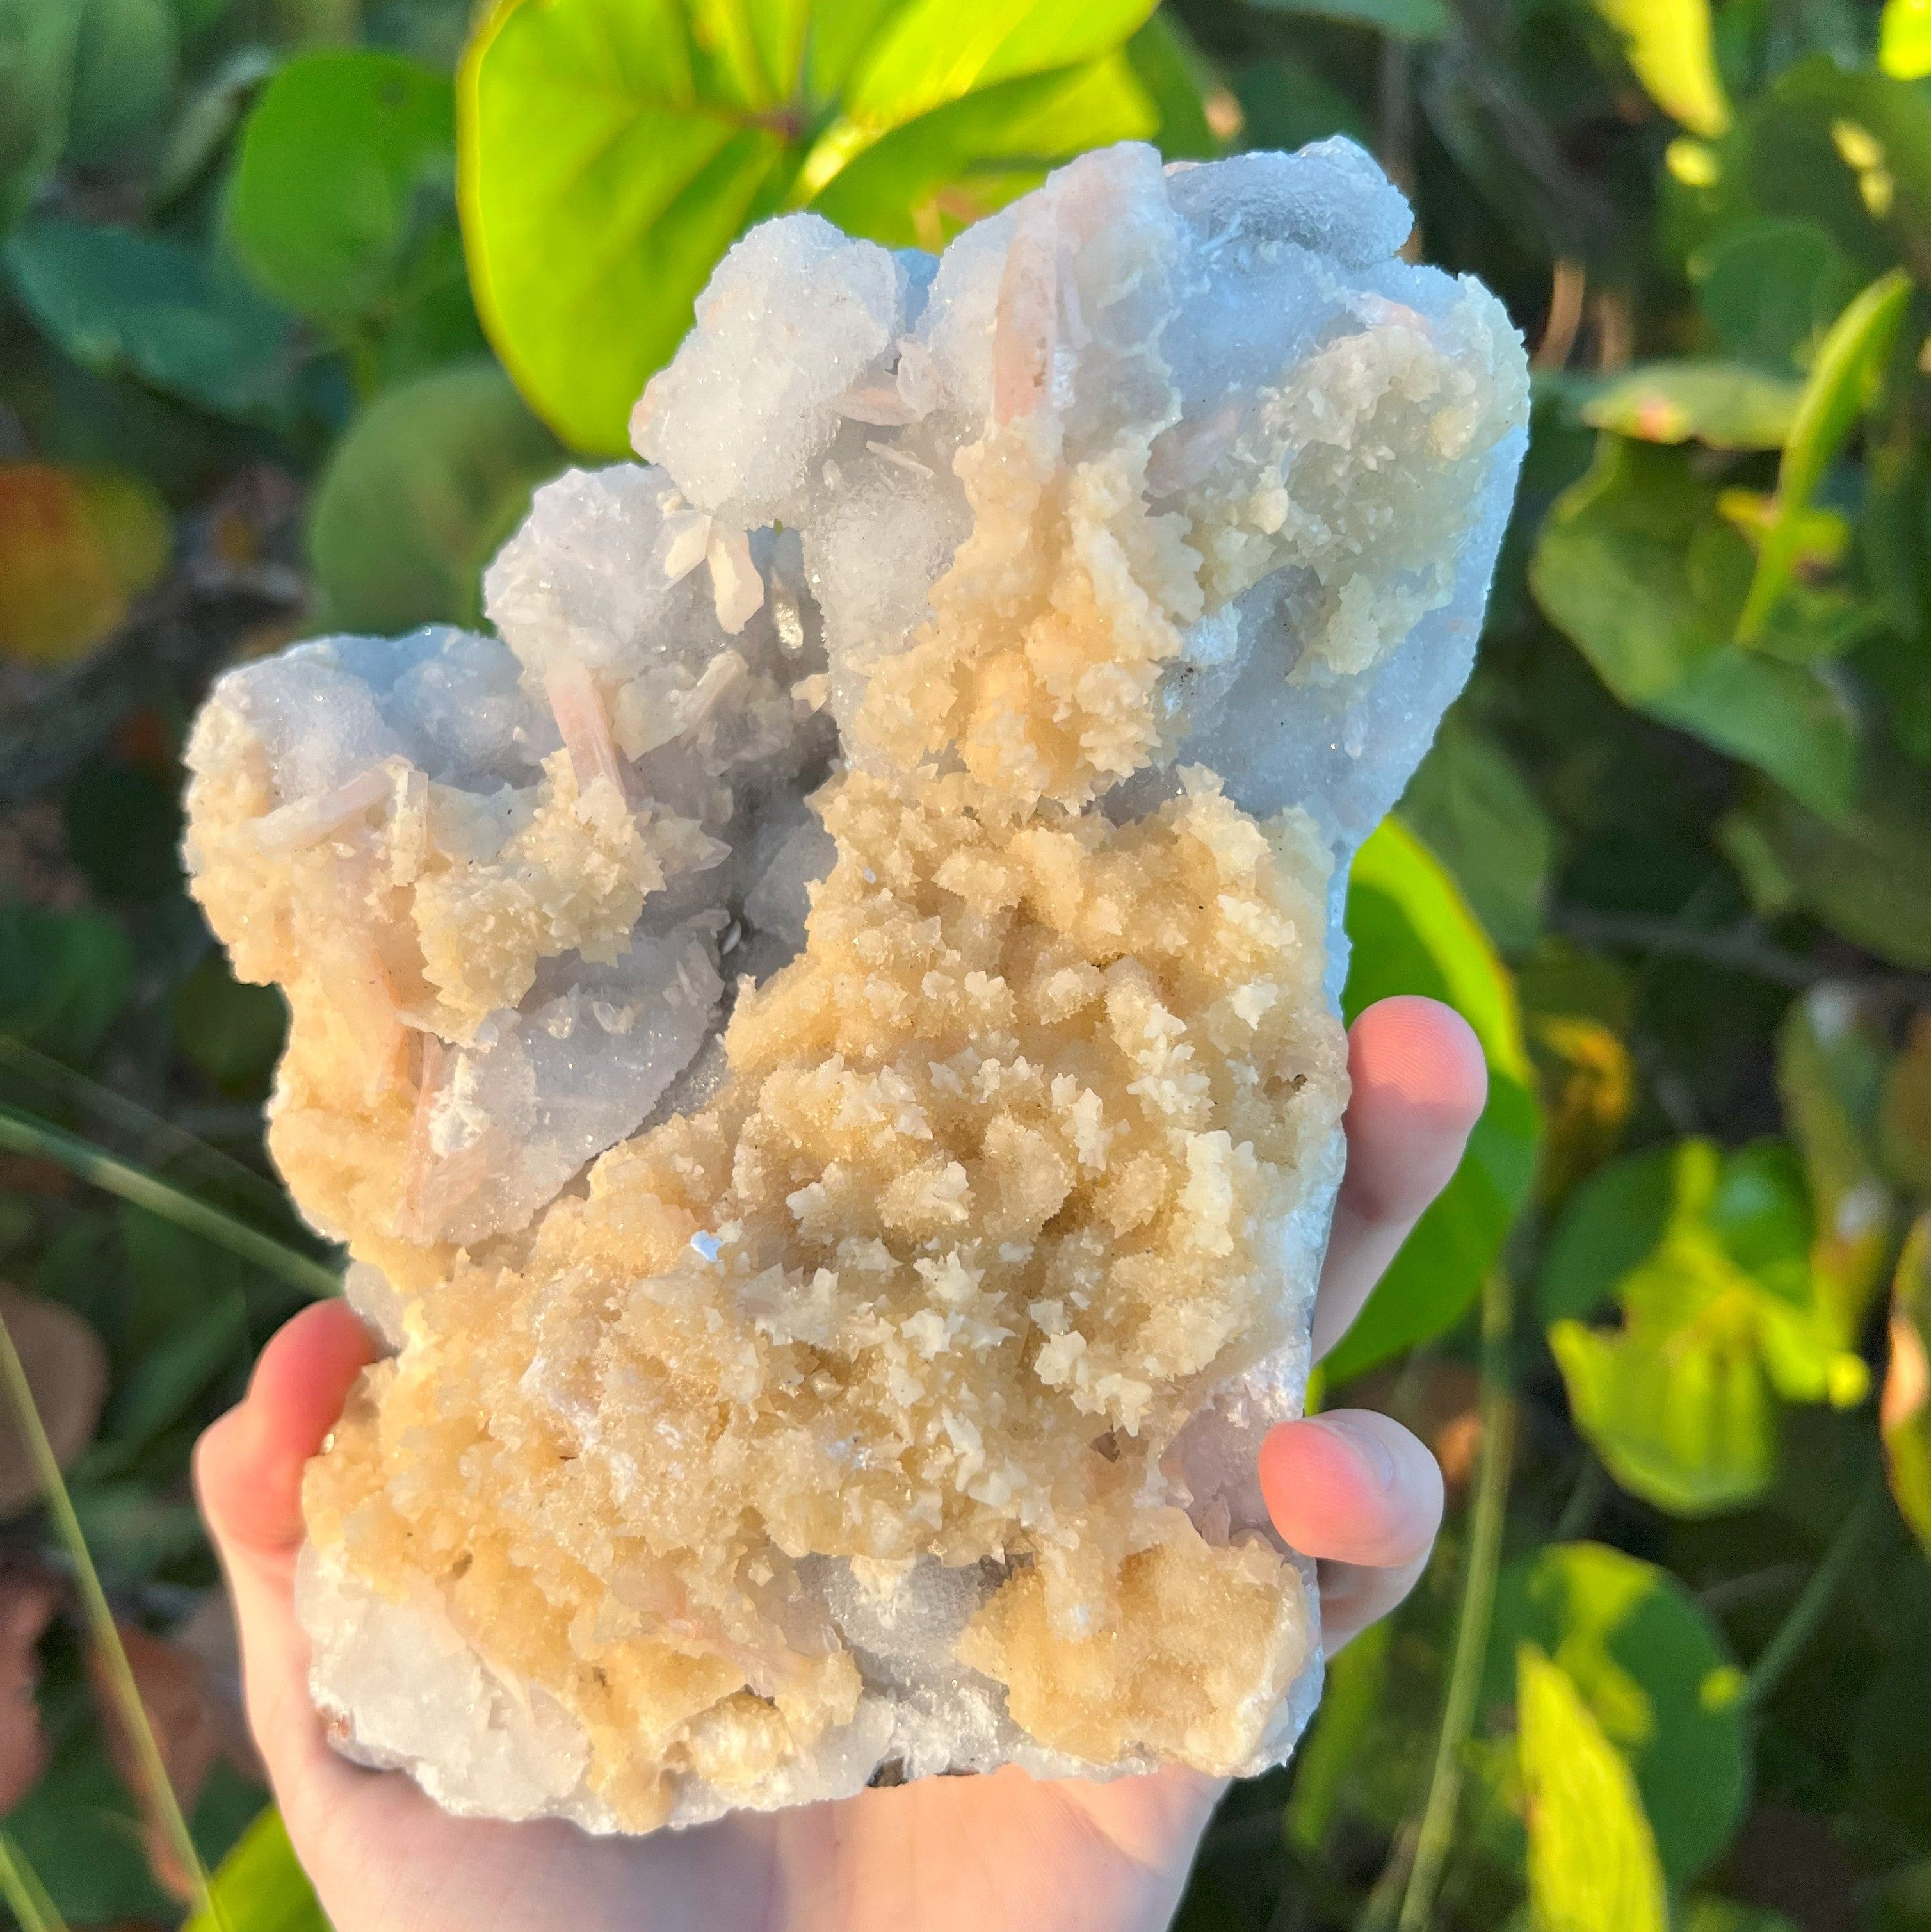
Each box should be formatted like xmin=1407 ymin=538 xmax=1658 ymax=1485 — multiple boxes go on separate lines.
xmin=1742 ymin=1481 xmax=1882 ymax=1712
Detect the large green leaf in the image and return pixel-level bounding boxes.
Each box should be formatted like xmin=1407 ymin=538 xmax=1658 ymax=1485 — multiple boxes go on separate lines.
xmin=1483 ymin=1542 xmax=1749 ymax=1882
xmin=1327 ymin=816 xmax=1541 ymax=1383
xmin=1530 ymin=434 xmax=1862 ymax=820
xmin=1578 ymin=360 xmax=1802 ymax=451
xmin=0 ymin=0 xmax=79 ymax=227
xmin=1724 ymin=759 xmax=1931 ymax=969
xmin=459 ymin=0 xmax=1161 ymax=451
xmin=1688 ymin=217 xmax=1862 ymax=371
xmin=0 ymin=903 xmax=132 ymax=1062
xmin=182 ymin=1805 xmax=330 ymax=1932
xmin=1545 ymin=1138 xmax=1871 ymax=1514
xmin=6 ymin=218 xmax=298 ymax=423
xmin=307 ymin=359 xmax=563 ymax=632
xmin=225 ymin=51 xmax=463 ymax=333
xmin=1397 ymin=713 xmax=1553 ymax=957
xmin=1517 ymin=1643 xmax=1670 ymax=1932
xmin=64 ymin=0 xmax=178 ymax=166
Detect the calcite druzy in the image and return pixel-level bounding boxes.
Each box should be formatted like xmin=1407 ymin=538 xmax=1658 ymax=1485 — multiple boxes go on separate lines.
xmin=183 ymin=140 xmax=1528 ymax=1830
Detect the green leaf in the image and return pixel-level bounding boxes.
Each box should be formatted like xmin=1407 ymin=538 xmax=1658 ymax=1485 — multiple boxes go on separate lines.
xmin=1677 ymin=1901 xmax=1801 ymax=1932
xmin=1243 ymin=0 xmax=1450 ymax=42
xmin=1579 ymin=360 xmax=1802 ymax=451
xmin=1589 ymin=0 xmax=1730 ymax=138
xmin=0 ymin=0 xmax=80 ymax=229
xmin=69 ymin=1479 xmax=209 ymax=1573
xmin=174 ymin=952 xmax=287 ymax=1094
xmin=0 ymin=903 xmax=133 ymax=1061
xmin=1328 ymin=817 xmax=1541 ymax=1383
xmin=65 ymin=0 xmax=179 ymax=166
xmin=1537 ymin=1142 xmax=1675 ymax=1325
xmin=1483 ymin=1543 xmax=1749 ymax=1882
xmin=6 ymin=218 xmax=298 ymax=423
xmin=1123 ymin=13 xmax=1219 ymax=161
xmin=225 ymin=50 xmax=458 ymax=329
xmin=1516 ymin=1643 xmax=1669 ymax=1932
xmin=106 ymin=1279 xmax=245 ymax=1445
xmin=1882 ymin=0 xmax=1931 ymax=81
xmin=1231 ymin=55 xmax=1371 ymax=153
xmin=1775 ymin=984 xmax=1896 ymax=1343
xmin=182 ymin=1805 xmax=329 ymax=1932
xmin=307 ymin=359 xmax=563 ymax=631
xmin=1725 ymin=759 xmax=1931 ymax=969
xmin=1688 ymin=217 xmax=1863 ymax=371
xmin=1882 ymin=1213 xmax=1931 ymax=1556
xmin=1284 ymin=1618 xmax=1391 ymax=1855
xmin=1736 ymin=268 xmax=1913 ymax=642
xmin=1530 ymin=435 xmax=1861 ymax=819
xmin=1546 ymin=1138 xmax=1871 ymax=1515
xmin=460 ymin=0 xmax=1160 ymax=452
xmin=1398 ymin=714 xmax=1553 ymax=957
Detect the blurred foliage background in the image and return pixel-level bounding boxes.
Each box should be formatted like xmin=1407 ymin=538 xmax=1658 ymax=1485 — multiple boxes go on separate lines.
xmin=3 ymin=0 xmax=1931 ymax=1926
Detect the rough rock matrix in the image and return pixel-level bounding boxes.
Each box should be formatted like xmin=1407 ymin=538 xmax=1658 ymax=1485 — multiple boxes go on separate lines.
xmin=183 ymin=140 xmax=1528 ymax=1831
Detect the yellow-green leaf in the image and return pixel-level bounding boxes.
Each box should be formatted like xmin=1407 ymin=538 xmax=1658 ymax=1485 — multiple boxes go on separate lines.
xmin=1590 ymin=0 xmax=1731 ymax=139
xmin=459 ymin=0 xmax=1159 ymax=452
xmin=1736 ymin=268 xmax=1913 ymax=642
xmin=0 ymin=462 xmax=168 ymax=665
xmin=1582 ymin=360 xmax=1802 ymax=451
xmin=1883 ymin=1214 xmax=1931 ymax=1556
xmin=1880 ymin=0 xmax=1931 ymax=81
xmin=182 ymin=1806 xmax=330 ymax=1932
xmin=1518 ymin=1643 xmax=1669 ymax=1932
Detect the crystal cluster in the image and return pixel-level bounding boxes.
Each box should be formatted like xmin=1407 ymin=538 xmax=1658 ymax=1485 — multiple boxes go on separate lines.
xmin=182 ymin=140 xmax=1528 ymax=1830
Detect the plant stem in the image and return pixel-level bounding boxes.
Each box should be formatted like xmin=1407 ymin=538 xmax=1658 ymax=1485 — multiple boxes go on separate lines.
xmin=1742 ymin=1480 xmax=1881 ymax=1712
xmin=1393 ymin=1267 xmax=1518 ymax=1932
xmin=0 ymin=1830 xmax=67 ymax=1932
xmin=0 ymin=1311 xmax=223 ymax=1931
xmin=0 ymin=1101 xmax=339 ymax=1300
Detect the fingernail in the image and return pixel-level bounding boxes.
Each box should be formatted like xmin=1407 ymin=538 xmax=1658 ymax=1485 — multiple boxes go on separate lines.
xmin=1312 ymin=1414 xmax=1397 ymax=1489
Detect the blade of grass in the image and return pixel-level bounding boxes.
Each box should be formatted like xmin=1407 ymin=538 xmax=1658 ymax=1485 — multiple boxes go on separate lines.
xmin=0 ymin=1034 xmax=295 ymax=1229
xmin=0 ymin=1310 xmax=226 ymax=1932
xmin=0 ymin=1101 xmax=339 ymax=1300
xmin=0 ymin=1829 xmax=68 ymax=1932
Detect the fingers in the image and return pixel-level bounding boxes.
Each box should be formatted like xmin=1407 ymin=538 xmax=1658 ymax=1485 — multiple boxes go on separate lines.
xmin=193 ymin=1300 xmax=374 ymax=1803
xmin=196 ymin=1299 xmax=373 ymax=1557
xmin=1312 ymin=997 xmax=1487 ymax=1362
xmin=1258 ymin=1410 xmax=1444 ymax=1653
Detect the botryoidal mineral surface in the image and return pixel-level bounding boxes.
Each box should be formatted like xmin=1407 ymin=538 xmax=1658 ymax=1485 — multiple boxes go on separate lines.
xmin=183 ymin=140 xmax=1528 ymax=1831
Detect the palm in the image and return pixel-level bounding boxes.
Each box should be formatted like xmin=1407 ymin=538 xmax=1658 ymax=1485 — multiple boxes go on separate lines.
xmin=197 ymin=998 xmax=1482 ymax=1932
xmin=298 ymin=1741 xmax=1217 ymax=1932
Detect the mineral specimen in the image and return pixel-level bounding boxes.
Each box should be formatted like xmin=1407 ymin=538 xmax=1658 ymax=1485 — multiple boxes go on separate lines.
xmin=182 ymin=138 xmax=1528 ymax=1831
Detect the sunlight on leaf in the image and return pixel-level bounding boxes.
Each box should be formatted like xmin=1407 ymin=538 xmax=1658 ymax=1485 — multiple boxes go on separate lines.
xmin=460 ymin=0 xmax=1165 ymax=450
xmin=182 ymin=1805 xmax=329 ymax=1932
xmin=1590 ymin=0 xmax=1730 ymax=138
xmin=1517 ymin=1643 xmax=1669 ymax=1932
xmin=1484 ymin=1542 xmax=1748 ymax=1882
xmin=1580 ymin=360 xmax=1802 ymax=450
xmin=1880 ymin=0 xmax=1931 ymax=81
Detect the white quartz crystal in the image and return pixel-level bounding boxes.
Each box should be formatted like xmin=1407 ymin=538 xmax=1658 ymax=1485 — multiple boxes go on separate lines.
xmin=183 ymin=140 xmax=1528 ymax=1832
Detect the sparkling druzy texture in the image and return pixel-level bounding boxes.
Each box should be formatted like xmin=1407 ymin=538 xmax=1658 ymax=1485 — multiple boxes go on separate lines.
xmin=182 ymin=140 xmax=1528 ymax=1831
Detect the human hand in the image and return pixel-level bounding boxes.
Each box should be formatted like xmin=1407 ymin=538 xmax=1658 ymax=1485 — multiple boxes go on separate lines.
xmin=195 ymin=993 xmax=1485 ymax=1932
